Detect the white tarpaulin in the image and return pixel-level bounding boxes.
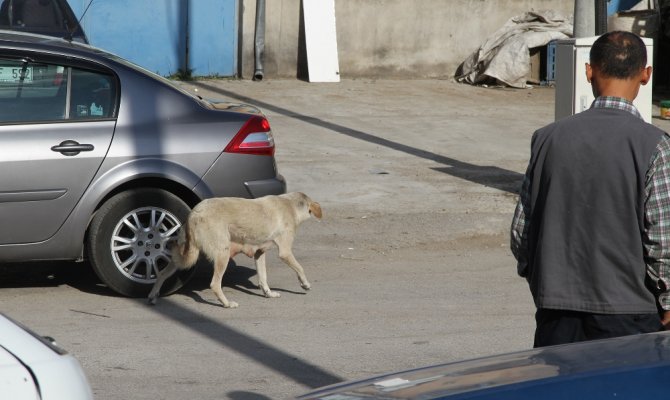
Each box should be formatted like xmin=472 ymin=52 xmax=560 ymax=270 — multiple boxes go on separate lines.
xmin=455 ymin=10 xmax=573 ymax=88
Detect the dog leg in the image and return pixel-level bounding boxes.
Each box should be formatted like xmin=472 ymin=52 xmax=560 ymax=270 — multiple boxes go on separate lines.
xmin=275 ymin=236 xmax=311 ymax=291
xmin=147 ymin=260 xmax=179 ymax=305
xmin=255 ymin=251 xmax=280 ymax=298
xmin=210 ymin=250 xmax=238 ymax=308
xmin=281 ymin=252 xmax=311 ymax=291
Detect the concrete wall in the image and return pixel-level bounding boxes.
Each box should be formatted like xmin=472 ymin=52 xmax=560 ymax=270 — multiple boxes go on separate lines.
xmin=240 ymin=0 xmax=574 ymax=79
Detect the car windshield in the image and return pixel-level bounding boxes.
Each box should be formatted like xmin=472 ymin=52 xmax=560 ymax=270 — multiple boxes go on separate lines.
xmin=0 ymin=0 xmax=71 ymax=31
xmin=0 ymin=0 xmax=82 ymax=39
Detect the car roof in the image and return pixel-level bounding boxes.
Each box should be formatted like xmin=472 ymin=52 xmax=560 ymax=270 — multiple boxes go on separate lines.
xmin=0 ymin=30 xmax=135 ymax=73
xmin=0 ymin=29 xmax=210 ymax=105
xmin=0 ymin=29 xmax=98 ymax=54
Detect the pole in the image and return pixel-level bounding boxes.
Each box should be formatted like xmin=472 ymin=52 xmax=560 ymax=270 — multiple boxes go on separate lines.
xmin=594 ymin=0 xmax=608 ymax=35
xmin=573 ymin=0 xmax=595 ymax=38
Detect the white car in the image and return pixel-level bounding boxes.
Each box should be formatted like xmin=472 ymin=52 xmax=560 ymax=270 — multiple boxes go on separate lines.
xmin=0 ymin=313 xmax=93 ymax=399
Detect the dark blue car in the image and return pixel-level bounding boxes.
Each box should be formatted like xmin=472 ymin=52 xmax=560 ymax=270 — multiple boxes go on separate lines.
xmin=298 ymin=331 xmax=670 ymax=399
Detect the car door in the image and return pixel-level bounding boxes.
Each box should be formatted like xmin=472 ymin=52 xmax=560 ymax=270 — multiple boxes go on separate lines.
xmin=0 ymin=57 xmax=116 ymax=244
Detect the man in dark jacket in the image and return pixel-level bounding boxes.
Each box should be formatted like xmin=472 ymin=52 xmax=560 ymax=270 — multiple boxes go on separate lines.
xmin=511 ymin=31 xmax=670 ymax=347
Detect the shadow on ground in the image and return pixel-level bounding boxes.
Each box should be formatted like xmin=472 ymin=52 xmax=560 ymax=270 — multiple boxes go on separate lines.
xmin=0 ymin=259 xmax=344 ymax=397
xmin=191 ymin=81 xmax=523 ymax=194
xmin=0 ymin=259 xmax=261 ymax=299
xmin=0 ymin=260 xmax=111 ymax=294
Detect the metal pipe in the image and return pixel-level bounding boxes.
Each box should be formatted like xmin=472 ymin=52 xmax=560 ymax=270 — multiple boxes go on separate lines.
xmin=253 ymin=0 xmax=265 ymax=81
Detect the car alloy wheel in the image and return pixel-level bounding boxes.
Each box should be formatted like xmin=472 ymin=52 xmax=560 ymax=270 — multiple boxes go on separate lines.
xmin=110 ymin=206 xmax=180 ymax=283
xmin=88 ymin=188 xmax=196 ymax=297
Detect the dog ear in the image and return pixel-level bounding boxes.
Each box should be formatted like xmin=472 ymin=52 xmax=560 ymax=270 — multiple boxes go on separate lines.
xmin=309 ymin=202 xmax=322 ymax=219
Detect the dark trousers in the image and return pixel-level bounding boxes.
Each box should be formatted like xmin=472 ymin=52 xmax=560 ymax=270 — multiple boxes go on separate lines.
xmin=534 ymin=308 xmax=664 ymax=348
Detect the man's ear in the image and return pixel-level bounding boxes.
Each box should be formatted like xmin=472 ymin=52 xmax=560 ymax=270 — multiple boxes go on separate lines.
xmin=585 ymin=63 xmax=593 ymax=83
xmin=640 ymin=65 xmax=652 ymax=86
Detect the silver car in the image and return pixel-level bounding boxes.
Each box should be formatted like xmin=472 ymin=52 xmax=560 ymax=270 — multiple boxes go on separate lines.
xmin=0 ymin=31 xmax=285 ymax=296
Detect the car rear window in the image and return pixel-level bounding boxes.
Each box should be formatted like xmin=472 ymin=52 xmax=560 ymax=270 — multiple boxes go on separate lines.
xmin=0 ymin=58 xmax=116 ymax=123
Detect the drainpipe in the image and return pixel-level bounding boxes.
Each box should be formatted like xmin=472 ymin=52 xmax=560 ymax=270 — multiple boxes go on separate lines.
xmin=184 ymin=0 xmax=190 ymax=77
xmin=253 ymin=0 xmax=265 ymax=81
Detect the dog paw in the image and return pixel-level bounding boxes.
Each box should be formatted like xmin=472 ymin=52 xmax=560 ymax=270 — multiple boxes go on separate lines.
xmin=264 ymin=291 xmax=281 ymax=298
xmin=224 ymin=301 xmax=239 ymax=309
xmin=301 ymin=281 xmax=311 ymax=291
xmin=148 ymin=297 xmax=157 ymax=306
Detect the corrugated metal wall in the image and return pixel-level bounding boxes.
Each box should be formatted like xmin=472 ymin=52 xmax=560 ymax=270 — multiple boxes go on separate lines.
xmin=67 ymin=0 xmax=237 ymax=77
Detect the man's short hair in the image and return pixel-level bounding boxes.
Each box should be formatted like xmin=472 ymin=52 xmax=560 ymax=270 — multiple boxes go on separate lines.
xmin=590 ymin=31 xmax=647 ymax=79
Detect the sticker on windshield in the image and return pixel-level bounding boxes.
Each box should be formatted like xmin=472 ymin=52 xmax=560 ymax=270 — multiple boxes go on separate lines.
xmin=90 ymin=102 xmax=103 ymax=116
xmin=76 ymin=104 xmax=88 ymax=117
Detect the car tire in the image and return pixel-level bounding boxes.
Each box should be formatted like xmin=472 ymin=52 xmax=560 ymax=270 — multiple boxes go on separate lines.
xmin=87 ymin=188 xmax=195 ymax=297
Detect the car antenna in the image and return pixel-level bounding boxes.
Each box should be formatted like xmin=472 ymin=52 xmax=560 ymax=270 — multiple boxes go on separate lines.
xmin=65 ymin=0 xmax=95 ymax=42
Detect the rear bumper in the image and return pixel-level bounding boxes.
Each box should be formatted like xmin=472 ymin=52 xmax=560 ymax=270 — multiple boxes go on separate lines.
xmin=245 ymin=174 xmax=286 ymax=198
xmin=195 ymin=152 xmax=286 ymax=199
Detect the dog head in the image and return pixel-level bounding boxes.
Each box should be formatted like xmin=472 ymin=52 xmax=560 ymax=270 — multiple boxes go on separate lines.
xmin=285 ymin=192 xmax=322 ymax=221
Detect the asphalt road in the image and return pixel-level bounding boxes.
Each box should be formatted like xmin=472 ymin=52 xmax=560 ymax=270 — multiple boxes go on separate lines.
xmin=2 ymin=79 xmax=670 ymax=399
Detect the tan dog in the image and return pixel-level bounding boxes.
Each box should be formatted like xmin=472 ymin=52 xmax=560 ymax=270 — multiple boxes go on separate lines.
xmin=148 ymin=192 xmax=322 ymax=308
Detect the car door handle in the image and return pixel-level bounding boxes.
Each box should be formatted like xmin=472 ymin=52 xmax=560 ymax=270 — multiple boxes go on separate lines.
xmin=51 ymin=140 xmax=95 ymax=156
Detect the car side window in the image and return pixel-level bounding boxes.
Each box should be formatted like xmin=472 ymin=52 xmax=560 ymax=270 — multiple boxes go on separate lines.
xmin=0 ymin=58 xmax=116 ymax=123
xmin=0 ymin=59 xmax=68 ymax=122
xmin=69 ymin=68 xmax=114 ymax=120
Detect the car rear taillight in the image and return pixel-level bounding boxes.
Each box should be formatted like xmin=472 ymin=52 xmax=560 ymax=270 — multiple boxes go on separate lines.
xmin=224 ymin=116 xmax=275 ymax=156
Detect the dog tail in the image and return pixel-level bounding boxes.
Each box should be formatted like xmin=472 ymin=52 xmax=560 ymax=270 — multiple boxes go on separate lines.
xmin=170 ymin=218 xmax=200 ymax=270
